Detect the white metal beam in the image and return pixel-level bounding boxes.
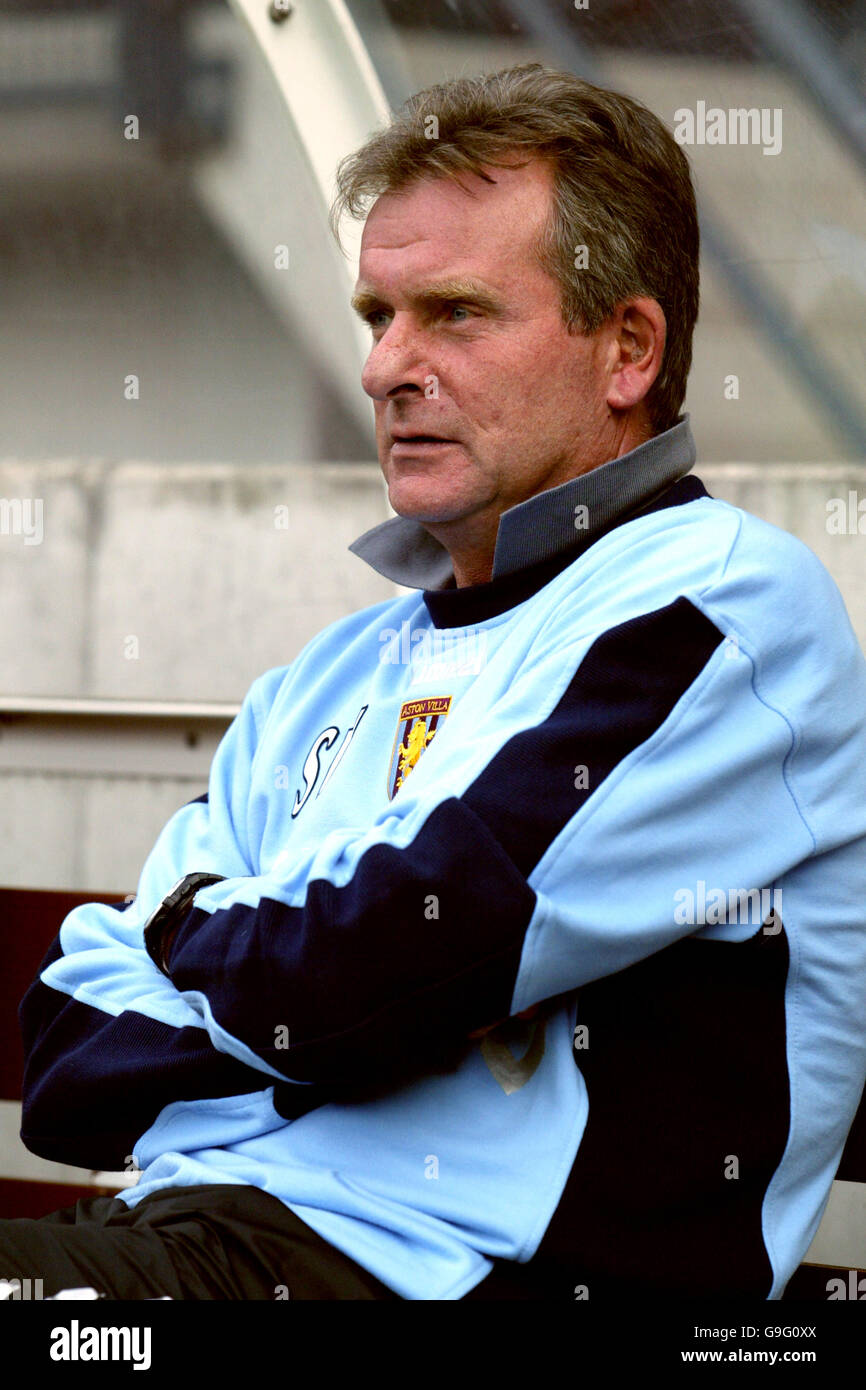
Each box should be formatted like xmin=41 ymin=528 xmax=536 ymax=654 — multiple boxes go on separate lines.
xmin=202 ymin=0 xmax=391 ymax=443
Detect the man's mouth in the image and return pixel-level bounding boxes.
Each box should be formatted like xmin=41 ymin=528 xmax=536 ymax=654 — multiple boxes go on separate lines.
xmin=390 ymin=432 xmax=457 ymax=447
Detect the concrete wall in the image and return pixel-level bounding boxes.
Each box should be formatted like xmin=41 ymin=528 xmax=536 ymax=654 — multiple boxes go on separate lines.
xmin=0 ymin=458 xmax=395 ymax=702
xmin=0 ymin=457 xmax=395 ymax=891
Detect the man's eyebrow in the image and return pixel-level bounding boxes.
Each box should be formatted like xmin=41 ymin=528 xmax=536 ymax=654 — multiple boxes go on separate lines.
xmin=350 ymin=278 xmax=505 ymax=318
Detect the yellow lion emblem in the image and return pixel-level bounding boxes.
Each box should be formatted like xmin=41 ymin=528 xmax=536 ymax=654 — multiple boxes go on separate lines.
xmin=387 ymin=697 xmax=452 ymax=800
xmin=395 ymin=719 xmax=436 ymax=792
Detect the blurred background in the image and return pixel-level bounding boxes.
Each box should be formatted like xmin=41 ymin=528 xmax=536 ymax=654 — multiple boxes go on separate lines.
xmin=1 ymin=0 xmax=865 ymax=892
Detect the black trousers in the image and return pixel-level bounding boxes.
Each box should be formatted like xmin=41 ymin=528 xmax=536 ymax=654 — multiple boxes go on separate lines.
xmin=0 ymin=1184 xmax=400 ymax=1300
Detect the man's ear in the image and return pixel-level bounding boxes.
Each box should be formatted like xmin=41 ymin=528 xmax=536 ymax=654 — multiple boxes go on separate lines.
xmin=605 ymin=298 xmax=666 ymax=412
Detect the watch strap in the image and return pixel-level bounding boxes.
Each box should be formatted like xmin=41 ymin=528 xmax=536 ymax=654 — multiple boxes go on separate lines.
xmin=143 ymin=871 xmax=227 ymax=976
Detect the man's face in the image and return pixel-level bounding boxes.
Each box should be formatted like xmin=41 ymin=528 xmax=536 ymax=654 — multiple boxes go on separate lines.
xmin=353 ymin=158 xmax=620 ymax=541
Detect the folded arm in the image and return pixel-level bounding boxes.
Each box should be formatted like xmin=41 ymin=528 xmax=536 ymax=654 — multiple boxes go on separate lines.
xmin=18 ymin=666 xmax=297 ymax=1169
xmin=159 ymin=597 xmax=814 ymax=1087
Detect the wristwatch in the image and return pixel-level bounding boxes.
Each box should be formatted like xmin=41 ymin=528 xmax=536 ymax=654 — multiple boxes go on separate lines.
xmin=142 ymin=871 xmax=226 ymax=976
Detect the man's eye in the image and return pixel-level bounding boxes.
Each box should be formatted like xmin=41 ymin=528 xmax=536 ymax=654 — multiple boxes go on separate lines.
xmin=363 ymin=305 xmax=473 ymax=329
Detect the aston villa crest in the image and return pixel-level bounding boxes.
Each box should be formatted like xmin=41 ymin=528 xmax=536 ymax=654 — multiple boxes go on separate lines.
xmin=387 ymin=696 xmax=452 ymax=800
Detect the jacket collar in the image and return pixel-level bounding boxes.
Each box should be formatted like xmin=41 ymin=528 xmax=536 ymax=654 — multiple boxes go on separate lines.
xmin=348 ymin=415 xmax=696 ymax=591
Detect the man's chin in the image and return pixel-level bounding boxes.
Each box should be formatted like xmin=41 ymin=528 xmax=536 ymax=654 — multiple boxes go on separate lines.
xmin=390 ymin=505 xmax=467 ymax=528
xmin=385 ymin=483 xmax=472 ymax=527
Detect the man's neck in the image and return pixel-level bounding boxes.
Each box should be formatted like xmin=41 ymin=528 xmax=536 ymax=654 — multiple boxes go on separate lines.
xmin=435 ymin=522 xmax=498 ymax=589
xmin=453 ymin=557 xmax=494 ymax=588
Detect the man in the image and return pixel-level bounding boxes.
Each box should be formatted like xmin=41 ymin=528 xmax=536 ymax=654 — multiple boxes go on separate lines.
xmin=5 ymin=63 xmax=866 ymax=1301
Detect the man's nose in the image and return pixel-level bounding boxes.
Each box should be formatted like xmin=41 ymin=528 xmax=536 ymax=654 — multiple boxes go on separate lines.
xmin=361 ymin=316 xmax=432 ymax=401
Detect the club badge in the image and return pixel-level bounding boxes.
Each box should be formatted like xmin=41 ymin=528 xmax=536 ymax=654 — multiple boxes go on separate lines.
xmin=387 ymin=696 xmax=452 ymax=800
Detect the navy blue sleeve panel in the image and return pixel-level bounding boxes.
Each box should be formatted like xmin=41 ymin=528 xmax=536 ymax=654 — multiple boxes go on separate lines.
xmin=461 ymin=597 xmax=723 ymax=873
xmin=166 ymin=598 xmax=724 ymax=1086
xmin=170 ymin=807 xmax=536 ymax=1085
xmin=18 ymin=970 xmax=272 ymax=1170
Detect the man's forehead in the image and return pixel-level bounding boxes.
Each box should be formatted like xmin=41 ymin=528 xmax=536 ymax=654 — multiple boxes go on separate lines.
xmin=356 ymin=160 xmax=553 ymax=291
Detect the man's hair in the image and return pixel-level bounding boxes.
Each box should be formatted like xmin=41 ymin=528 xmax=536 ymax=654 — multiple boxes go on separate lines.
xmin=330 ymin=63 xmax=700 ymax=434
